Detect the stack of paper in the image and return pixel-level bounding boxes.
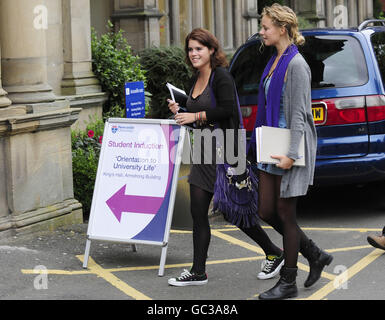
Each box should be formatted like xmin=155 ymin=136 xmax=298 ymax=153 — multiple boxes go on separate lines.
xmin=256 ymin=126 xmax=305 ymax=167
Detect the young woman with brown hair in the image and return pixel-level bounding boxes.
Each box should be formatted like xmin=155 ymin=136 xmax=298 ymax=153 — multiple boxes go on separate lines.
xmin=167 ymin=28 xmax=284 ymax=286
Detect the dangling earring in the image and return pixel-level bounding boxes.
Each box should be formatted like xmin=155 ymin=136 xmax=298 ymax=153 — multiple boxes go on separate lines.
xmin=259 ymin=41 xmax=265 ymax=54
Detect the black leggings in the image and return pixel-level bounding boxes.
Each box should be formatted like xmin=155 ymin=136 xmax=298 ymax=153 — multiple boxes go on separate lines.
xmin=190 ymin=184 xmax=282 ymax=274
xmin=257 ymin=170 xmax=311 ymax=268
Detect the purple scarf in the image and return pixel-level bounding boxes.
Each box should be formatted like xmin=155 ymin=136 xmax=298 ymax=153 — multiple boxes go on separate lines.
xmin=250 ymin=44 xmax=299 ymax=147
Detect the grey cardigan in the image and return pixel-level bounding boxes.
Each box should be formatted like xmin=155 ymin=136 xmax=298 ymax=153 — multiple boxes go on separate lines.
xmin=280 ymin=53 xmax=317 ymax=198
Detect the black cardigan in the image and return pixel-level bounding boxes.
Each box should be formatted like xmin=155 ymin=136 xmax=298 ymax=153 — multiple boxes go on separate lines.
xmin=186 ymin=67 xmax=242 ymax=162
xmin=186 ymin=67 xmax=240 ymax=131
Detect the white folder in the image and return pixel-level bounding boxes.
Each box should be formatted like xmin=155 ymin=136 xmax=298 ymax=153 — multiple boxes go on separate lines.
xmin=256 ymin=126 xmax=305 ymax=167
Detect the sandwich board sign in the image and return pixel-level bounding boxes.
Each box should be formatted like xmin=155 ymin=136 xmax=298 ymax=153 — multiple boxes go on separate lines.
xmin=83 ymin=118 xmax=186 ymax=276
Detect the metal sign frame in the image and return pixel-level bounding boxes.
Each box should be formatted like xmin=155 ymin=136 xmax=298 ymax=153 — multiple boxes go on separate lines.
xmin=82 ymin=118 xmax=186 ymax=277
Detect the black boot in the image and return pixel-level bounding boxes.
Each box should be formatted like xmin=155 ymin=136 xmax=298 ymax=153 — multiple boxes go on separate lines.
xmin=301 ymin=239 xmax=333 ymax=288
xmin=259 ymin=266 xmax=298 ymax=300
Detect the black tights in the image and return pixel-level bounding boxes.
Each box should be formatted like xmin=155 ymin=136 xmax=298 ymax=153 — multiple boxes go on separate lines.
xmin=190 ymin=184 xmax=282 ymax=274
xmin=257 ymin=171 xmax=311 ymax=268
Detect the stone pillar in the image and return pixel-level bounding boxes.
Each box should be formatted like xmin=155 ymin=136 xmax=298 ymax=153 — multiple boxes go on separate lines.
xmin=61 ymin=0 xmax=101 ymax=96
xmin=348 ymin=0 xmax=358 ymax=27
xmin=233 ymin=0 xmax=243 ymax=48
xmin=233 ymin=0 xmax=259 ymax=45
xmin=243 ymin=0 xmax=259 ymax=38
xmin=214 ymin=0 xmax=225 ymax=45
xmin=0 ymin=46 xmax=11 ymax=109
xmin=61 ymin=0 xmax=107 ymax=130
xmin=192 ymin=0 xmax=203 ymax=29
xmin=325 ymin=0 xmax=334 ymax=27
xmin=111 ymin=0 xmax=162 ymax=53
xmin=358 ymin=0 xmax=367 ymax=23
xmin=0 ymin=0 xmax=56 ymax=106
xmin=366 ymin=0 xmax=374 ymax=19
xmin=170 ymin=0 xmax=180 ymax=45
xmin=316 ymin=0 xmax=327 ymax=28
xmin=0 ymin=0 xmax=83 ymax=238
xmin=0 ymin=108 xmax=83 ymax=238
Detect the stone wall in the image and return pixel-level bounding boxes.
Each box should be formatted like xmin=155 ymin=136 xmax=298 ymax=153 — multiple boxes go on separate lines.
xmin=0 ymin=0 xmax=107 ymax=238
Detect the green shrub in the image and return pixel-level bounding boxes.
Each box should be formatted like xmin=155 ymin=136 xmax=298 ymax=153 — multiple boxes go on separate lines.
xmin=71 ymin=118 xmax=105 ymax=219
xmin=91 ymin=21 xmax=147 ymax=114
xmin=103 ymin=104 xmax=126 ymax=121
xmin=298 ymin=16 xmax=315 ymax=30
xmin=139 ymin=46 xmax=192 ymax=119
xmin=374 ymin=0 xmax=384 ymax=19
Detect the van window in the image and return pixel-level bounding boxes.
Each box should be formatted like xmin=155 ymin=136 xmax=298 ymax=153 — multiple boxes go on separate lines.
xmin=230 ymin=35 xmax=369 ymax=102
xmin=230 ymin=43 xmax=274 ymax=105
xmin=371 ymin=32 xmax=385 ymax=91
xmin=301 ymin=35 xmax=368 ymax=89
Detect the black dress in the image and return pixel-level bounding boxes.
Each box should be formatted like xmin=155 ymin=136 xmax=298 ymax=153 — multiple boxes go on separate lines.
xmin=186 ymin=85 xmax=217 ymax=194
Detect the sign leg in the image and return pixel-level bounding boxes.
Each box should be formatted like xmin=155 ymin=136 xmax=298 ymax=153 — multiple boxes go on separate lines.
xmin=131 ymin=244 xmax=137 ymax=252
xmin=83 ymin=239 xmax=92 ymax=269
xmin=158 ymin=244 xmax=168 ymax=277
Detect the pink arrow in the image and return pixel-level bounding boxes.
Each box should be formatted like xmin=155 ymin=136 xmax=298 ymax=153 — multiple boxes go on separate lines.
xmin=106 ymin=185 xmax=164 ymax=222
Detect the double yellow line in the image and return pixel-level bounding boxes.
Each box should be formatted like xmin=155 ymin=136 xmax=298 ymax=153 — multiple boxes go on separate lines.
xmin=22 ymin=227 xmax=385 ymax=300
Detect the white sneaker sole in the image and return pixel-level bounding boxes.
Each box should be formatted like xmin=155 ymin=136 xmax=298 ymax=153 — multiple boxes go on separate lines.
xmin=257 ymin=259 xmax=285 ymax=280
xmin=168 ymin=278 xmax=208 ymax=287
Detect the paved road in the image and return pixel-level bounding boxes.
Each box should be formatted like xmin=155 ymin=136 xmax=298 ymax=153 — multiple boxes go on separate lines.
xmin=0 ymin=182 xmax=385 ymax=311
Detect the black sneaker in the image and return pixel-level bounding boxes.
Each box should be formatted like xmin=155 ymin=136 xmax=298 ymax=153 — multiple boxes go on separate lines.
xmin=257 ymin=255 xmax=284 ymax=280
xmin=168 ymin=269 xmax=208 ymax=287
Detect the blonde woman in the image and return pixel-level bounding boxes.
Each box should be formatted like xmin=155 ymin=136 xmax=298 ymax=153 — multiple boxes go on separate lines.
xmin=252 ymin=4 xmax=333 ymax=300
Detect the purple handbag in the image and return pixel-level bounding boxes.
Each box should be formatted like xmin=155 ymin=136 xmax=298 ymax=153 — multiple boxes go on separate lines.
xmin=210 ymin=71 xmax=259 ymax=228
xmin=213 ymin=161 xmax=259 ymax=228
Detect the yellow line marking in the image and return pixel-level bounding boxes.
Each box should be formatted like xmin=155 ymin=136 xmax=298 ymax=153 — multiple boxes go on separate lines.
xmin=304 ymin=249 xmax=384 ymax=300
xmin=207 ymin=256 xmax=263 ymax=264
xmin=170 ymin=230 xmax=192 ymax=234
xmin=211 ymin=230 xmax=265 ymax=255
xmin=210 ymin=226 xmax=383 ymax=233
xmin=23 ymin=256 xmax=264 ymax=274
xmin=248 ymin=293 xmax=260 ymax=300
xmin=301 ymin=227 xmax=382 ymax=233
xmin=107 ymin=256 xmax=263 ymax=272
xmin=296 ymin=262 xmax=335 ymax=280
xmin=212 ymin=229 xmax=338 ymax=280
xmin=20 ymin=226 xmax=382 ymax=301
xmin=327 ymin=245 xmax=372 ymax=253
xmin=21 ymin=269 xmax=90 ymax=275
xmin=76 ymin=255 xmax=151 ymax=300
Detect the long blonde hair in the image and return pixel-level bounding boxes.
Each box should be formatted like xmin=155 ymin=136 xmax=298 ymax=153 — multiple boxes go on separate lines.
xmin=261 ymin=3 xmax=305 ymax=46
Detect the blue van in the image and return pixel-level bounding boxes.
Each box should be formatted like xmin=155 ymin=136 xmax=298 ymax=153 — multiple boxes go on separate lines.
xmin=229 ymin=20 xmax=385 ymax=185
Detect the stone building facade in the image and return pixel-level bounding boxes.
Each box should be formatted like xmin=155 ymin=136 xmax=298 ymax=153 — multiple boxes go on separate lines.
xmin=0 ymin=0 xmax=107 ymax=238
xmin=0 ymin=0 xmax=375 ymax=237
xmin=90 ymin=0 xmax=374 ymax=53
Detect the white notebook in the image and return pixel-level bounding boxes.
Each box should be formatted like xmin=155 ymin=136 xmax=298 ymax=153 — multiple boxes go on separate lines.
xmin=166 ymin=83 xmax=188 ymax=110
xmin=256 ymin=126 xmax=305 ymax=167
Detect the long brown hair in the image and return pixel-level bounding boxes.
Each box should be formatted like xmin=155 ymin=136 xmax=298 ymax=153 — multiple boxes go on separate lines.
xmin=184 ymin=28 xmax=228 ymax=71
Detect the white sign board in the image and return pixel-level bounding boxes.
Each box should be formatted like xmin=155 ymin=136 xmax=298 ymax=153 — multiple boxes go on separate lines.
xmin=83 ymin=118 xmax=186 ymax=276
